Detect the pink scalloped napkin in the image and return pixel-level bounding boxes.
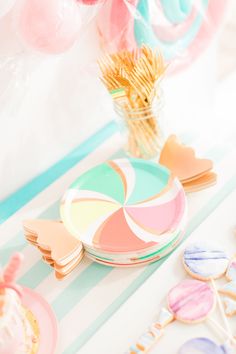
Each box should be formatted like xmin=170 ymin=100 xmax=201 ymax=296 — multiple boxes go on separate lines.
xmin=159 ymin=135 xmax=217 ymax=192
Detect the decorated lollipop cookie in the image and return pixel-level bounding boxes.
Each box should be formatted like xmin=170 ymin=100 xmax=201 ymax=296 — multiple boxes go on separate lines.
xmin=183 ymin=242 xmax=229 ymax=281
xmin=178 ymin=337 xmax=233 ymax=354
xmin=167 ymin=279 xmax=215 ymax=323
xmin=126 ymin=279 xmax=217 ymax=353
xmin=183 ymin=242 xmax=233 ymax=333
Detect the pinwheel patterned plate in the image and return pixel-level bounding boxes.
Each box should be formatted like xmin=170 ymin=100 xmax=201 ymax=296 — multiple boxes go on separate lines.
xmin=60 ymin=158 xmax=187 ymax=266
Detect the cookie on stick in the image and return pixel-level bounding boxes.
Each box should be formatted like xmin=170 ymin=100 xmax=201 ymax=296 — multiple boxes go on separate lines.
xmin=183 ymin=242 xmax=232 ymax=338
xmin=126 ymin=279 xmax=228 ymax=354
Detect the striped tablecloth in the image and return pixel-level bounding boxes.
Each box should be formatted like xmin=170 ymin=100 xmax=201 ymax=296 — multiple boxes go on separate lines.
xmin=0 ymin=121 xmax=236 ymax=354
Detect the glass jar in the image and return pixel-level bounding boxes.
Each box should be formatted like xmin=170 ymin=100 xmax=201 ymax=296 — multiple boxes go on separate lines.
xmin=114 ymin=89 xmax=165 ymax=159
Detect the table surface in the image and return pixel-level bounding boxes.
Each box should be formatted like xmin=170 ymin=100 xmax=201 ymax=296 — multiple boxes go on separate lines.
xmin=0 ymin=122 xmax=236 ymax=354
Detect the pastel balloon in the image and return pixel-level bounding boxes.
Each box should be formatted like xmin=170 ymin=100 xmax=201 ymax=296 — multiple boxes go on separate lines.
xmin=168 ymin=279 xmax=215 ymax=322
xmin=179 ymin=337 xmax=231 ymax=354
xmin=0 ymin=0 xmax=16 ymax=18
xmin=17 ymin=0 xmax=82 ymax=54
xmin=183 ymin=242 xmax=229 ymax=280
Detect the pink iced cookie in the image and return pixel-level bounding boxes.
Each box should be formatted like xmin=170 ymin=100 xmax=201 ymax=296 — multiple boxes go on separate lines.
xmin=168 ymin=279 xmax=215 ymax=323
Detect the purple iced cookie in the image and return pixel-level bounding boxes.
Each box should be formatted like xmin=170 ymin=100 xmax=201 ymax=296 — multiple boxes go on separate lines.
xmin=183 ymin=242 xmax=229 ymax=280
xmin=179 ymin=337 xmax=232 ymax=354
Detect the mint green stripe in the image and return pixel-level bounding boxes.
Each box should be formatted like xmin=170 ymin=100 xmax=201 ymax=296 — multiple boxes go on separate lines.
xmin=52 ymin=263 xmax=113 ymax=320
xmin=63 ymin=173 xmax=236 ymax=354
xmin=0 ymin=122 xmax=117 ymax=224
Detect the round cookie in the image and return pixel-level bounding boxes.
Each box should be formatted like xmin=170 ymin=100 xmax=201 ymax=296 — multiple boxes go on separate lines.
xmin=167 ymin=279 xmax=215 ymax=323
xmin=178 ymin=337 xmax=232 ymax=354
xmin=183 ymin=242 xmax=229 ymax=281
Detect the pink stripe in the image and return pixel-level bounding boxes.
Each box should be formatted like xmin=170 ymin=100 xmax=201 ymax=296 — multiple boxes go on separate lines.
xmin=125 ymin=189 xmax=185 ymax=235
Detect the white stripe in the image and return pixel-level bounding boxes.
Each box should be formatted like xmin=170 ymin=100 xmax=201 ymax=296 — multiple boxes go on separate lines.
xmin=130 ymin=178 xmax=181 ymax=208
xmin=110 ymin=159 xmax=136 ymax=202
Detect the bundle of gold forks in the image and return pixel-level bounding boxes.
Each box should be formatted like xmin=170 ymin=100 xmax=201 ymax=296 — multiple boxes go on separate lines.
xmin=99 ymin=45 xmax=166 ymax=158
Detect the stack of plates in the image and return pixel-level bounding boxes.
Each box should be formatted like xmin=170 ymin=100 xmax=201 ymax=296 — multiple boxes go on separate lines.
xmin=159 ymin=135 xmax=217 ymax=193
xmin=60 ymin=158 xmax=187 ymax=267
xmin=24 ymin=219 xmax=84 ymax=279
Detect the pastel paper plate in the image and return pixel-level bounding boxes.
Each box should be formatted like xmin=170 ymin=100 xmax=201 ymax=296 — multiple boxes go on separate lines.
xmin=84 ymin=206 xmax=187 ymax=262
xmin=83 ymin=204 xmax=187 ymax=257
xmin=61 ymin=158 xmax=187 ymax=253
xmin=86 ymin=229 xmax=185 ymax=267
xmin=21 ymin=287 xmax=58 ymax=354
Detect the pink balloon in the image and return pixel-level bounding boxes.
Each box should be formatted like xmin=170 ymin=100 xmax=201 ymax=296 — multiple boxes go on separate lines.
xmin=17 ymin=0 xmax=82 ymax=54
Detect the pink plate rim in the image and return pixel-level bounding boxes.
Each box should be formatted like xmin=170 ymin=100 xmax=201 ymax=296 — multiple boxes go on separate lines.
xmin=21 ymin=286 xmax=58 ymax=354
